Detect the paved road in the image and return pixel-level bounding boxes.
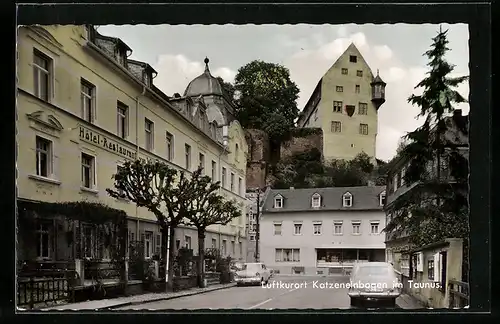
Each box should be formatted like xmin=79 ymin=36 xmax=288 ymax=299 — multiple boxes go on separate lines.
xmin=117 ymin=276 xmax=401 ymax=310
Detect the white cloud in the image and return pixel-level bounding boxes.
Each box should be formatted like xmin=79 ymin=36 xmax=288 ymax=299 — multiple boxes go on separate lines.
xmin=337 ymin=25 xmax=348 ymax=37
xmin=284 ymin=31 xmax=469 ymax=161
xmin=153 ymin=54 xmax=236 ymax=96
xmin=373 ymin=45 xmax=393 ymax=61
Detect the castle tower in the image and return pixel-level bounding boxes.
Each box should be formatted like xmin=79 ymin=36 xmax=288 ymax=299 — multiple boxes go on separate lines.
xmin=296 ymin=43 xmax=386 ymax=161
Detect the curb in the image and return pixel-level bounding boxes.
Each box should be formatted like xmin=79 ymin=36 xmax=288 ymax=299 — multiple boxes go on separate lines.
xmin=102 ymin=283 xmax=237 ymax=310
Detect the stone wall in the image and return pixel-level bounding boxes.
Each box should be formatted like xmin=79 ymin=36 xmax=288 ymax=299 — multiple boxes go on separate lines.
xmin=280 ymin=129 xmax=323 ymax=161
xmin=245 ymin=129 xmax=270 ymax=189
xmin=244 ymin=128 xmax=324 ymax=189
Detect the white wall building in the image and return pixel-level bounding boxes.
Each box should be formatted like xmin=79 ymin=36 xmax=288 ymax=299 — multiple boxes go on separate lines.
xmin=260 ymin=186 xmax=387 ymax=275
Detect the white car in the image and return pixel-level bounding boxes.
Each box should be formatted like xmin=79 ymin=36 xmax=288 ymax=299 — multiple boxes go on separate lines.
xmin=348 ymin=262 xmax=401 ymax=308
xmin=234 ymin=262 xmax=271 ymax=286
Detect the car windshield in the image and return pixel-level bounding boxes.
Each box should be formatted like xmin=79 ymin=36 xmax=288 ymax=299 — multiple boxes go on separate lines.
xmin=242 ymin=263 xmax=261 ymax=271
xmin=356 ymin=266 xmax=390 ymax=277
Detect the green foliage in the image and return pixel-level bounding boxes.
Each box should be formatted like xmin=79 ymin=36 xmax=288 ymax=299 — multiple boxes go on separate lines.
xmin=387 ymin=28 xmax=469 ymax=249
xmin=271 ymin=151 xmax=380 ymax=189
xmin=216 ymin=76 xmax=236 ymax=101
xmin=232 ymin=60 xmax=300 ymax=142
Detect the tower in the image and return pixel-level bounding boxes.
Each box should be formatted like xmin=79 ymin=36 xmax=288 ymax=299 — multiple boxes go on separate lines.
xmin=296 ymin=43 xmax=386 ymax=162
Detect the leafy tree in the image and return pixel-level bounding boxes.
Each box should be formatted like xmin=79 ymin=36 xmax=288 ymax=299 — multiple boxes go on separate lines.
xmin=106 ymin=159 xmax=194 ymax=292
xmin=233 ymin=60 xmax=300 ymax=142
xmin=182 ymin=167 xmax=242 ymax=288
xmin=387 ymin=27 xmax=469 ymax=250
xmin=216 ymin=76 xmax=236 ymax=101
xmin=324 ymin=159 xmax=368 ymax=187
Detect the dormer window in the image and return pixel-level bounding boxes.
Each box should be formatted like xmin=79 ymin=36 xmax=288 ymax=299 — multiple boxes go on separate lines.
xmin=343 ymin=192 xmax=353 ymax=207
xmin=311 ymin=193 xmax=321 ymax=208
xmin=380 ymin=191 xmax=386 ymax=206
xmin=274 ymin=195 xmax=283 ymax=209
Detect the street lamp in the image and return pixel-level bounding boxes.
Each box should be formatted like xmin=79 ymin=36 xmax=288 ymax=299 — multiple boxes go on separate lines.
xmin=248 ymin=186 xmax=267 ymax=262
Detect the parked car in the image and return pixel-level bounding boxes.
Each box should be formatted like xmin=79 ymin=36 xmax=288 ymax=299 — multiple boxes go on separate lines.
xmin=347 ymin=262 xmax=401 ymax=308
xmin=234 ymin=262 xmax=271 ymax=286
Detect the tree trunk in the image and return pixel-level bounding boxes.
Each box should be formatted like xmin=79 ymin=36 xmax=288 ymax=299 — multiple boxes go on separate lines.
xmin=197 ymin=229 xmax=206 ymax=288
xmin=166 ymin=226 xmax=176 ymax=292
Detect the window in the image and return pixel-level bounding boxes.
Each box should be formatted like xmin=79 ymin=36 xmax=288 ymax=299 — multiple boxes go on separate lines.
xmin=211 ymin=160 xmax=217 ymax=181
xmin=116 ymin=102 xmax=128 ymax=139
xmin=359 ymin=123 xmax=369 ymax=135
xmin=294 ymin=223 xmax=302 ymax=235
xmin=349 ymin=55 xmax=357 ymax=63
xmin=356 ymin=70 xmax=363 ymax=77
xmin=33 ymin=49 xmax=51 ymax=101
xmin=333 ymin=101 xmax=342 ymax=113
xmin=145 ymin=118 xmax=154 ymax=151
xmin=199 ymin=153 xmax=205 ymax=173
xmin=311 ymin=194 xmax=321 ymax=208
xmin=355 ymin=85 xmax=360 ymax=93
xmin=331 ymin=121 xmax=342 ymax=133
xmin=274 ymin=196 xmax=283 ymax=208
xmin=341 ymin=68 xmax=348 ymax=75
xmin=35 ymin=136 xmax=52 ymax=177
xmin=274 ymin=223 xmax=282 ymax=235
xmin=371 ymin=221 xmax=380 ymax=234
xmin=81 ymin=153 xmax=95 ymax=189
xmin=222 ymin=240 xmax=227 ymax=255
xmin=185 ymin=144 xmax=191 ymax=169
xmin=221 ymin=167 xmax=227 ymax=188
xmin=81 ymin=79 xmax=95 ymax=123
xmin=343 ymin=192 xmax=353 ymax=207
xmin=313 ymin=222 xmax=322 ymax=235
xmin=165 ymin=132 xmax=174 ymax=161
xmin=336 ymin=86 xmax=343 ymax=92
xmin=428 ymin=259 xmax=435 ymax=280
xmin=358 ymin=102 xmax=368 ymax=115
xmin=239 ymin=242 xmax=243 ymax=256
xmin=275 ymin=248 xmax=300 ymax=262
xmin=352 ymin=221 xmax=361 ymax=234
xmin=175 ymin=239 xmax=181 ymax=250
xmin=36 ymin=223 xmax=51 ymax=259
xmin=235 ymin=143 xmax=239 ymax=161
xmin=238 ymin=177 xmax=243 ymax=196
xmin=145 ymin=231 xmax=153 ymax=258
xmin=380 ymin=191 xmax=386 ymax=206
xmin=211 ymin=238 xmax=217 ymax=248
xmin=230 ymin=172 xmax=235 ymax=192
xmin=83 ymin=225 xmax=98 ymax=258
xmin=231 ymin=241 xmax=235 ymax=255
xmin=250 ymin=235 xmax=255 ymax=241
xmin=333 ymin=221 xmax=343 ymax=235
xmin=184 ymin=236 xmax=191 ymax=249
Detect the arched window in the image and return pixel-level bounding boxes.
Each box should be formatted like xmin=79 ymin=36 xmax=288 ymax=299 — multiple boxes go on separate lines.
xmin=343 ymin=192 xmax=353 ymax=207
xmin=311 ymin=193 xmax=321 ymax=208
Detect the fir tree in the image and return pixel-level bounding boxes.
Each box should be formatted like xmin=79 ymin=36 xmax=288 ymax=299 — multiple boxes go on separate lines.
xmin=388 ymin=27 xmax=469 ymax=262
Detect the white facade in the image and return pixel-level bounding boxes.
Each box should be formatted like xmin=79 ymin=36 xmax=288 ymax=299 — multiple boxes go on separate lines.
xmin=260 ymin=210 xmax=386 ymax=275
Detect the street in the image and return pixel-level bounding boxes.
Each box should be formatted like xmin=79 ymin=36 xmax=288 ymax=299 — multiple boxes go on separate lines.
xmin=116 ymin=276 xmax=403 ymax=310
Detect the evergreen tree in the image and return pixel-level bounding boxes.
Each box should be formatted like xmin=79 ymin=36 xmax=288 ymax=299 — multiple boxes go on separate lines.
xmin=387 ymin=27 xmax=469 ymax=256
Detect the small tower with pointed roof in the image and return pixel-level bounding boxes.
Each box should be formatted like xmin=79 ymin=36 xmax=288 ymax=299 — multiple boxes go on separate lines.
xmin=296 ymin=42 xmax=385 ymax=162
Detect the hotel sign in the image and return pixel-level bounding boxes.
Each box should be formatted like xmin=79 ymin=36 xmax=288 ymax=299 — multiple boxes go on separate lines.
xmin=79 ymin=126 xmax=137 ymax=160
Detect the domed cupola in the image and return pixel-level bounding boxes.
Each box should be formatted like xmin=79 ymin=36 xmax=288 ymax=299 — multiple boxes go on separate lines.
xmin=184 ymin=57 xmax=224 ymax=97
xmin=370 ymin=69 xmax=386 ymax=110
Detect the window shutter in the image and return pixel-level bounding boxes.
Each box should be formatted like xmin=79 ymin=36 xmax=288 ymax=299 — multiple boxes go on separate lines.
xmin=440 ymin=251 xmax=447 ymax=289
xmin=155 ymin=234 xmax=161 ymax=256
xmin=92 ymin=86 xmax=97 ymax=123
xmin=433 ymin=253 xmax=440 ymax=282
xmin=93 ymin=156 xmax=97 ymax=186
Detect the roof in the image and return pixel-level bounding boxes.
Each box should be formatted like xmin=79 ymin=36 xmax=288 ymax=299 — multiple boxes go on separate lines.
xmin=184 ymin=57 xmax=224 ymax=97
xmin=262 ymin=186 xmax=386 ymax=213
xmin=371 ymin=69 xmax=386 ymax=85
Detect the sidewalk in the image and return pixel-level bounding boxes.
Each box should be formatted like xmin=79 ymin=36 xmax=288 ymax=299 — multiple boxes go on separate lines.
xmin=396 ymin=294 xmax=426 ymax=309
xmin=40 ymin=282 xmax=236 ymax=311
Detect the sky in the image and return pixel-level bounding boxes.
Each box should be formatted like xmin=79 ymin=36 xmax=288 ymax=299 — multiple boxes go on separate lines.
xmin=98 ymin=24 xmax=469 ymax=162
